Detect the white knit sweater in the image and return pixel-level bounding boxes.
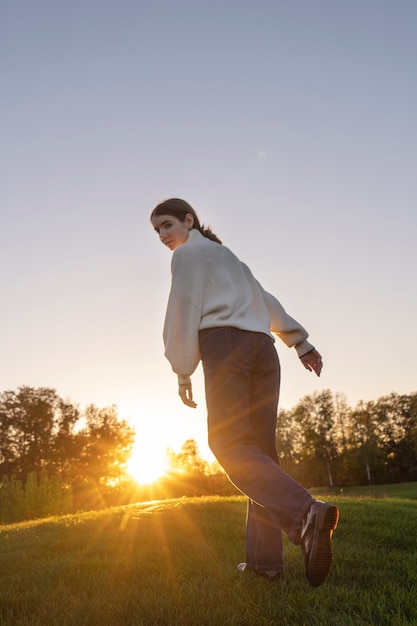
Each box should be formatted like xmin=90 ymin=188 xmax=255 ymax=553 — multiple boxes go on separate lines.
xmin=163 ymin=229 xmax=314 ymax=384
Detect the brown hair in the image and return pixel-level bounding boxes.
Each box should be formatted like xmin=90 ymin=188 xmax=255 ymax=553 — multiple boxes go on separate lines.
xmin=150 ymin=198 xmax=222 ymax=244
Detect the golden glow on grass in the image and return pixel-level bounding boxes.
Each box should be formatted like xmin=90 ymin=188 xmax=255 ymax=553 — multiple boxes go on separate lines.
xmin=126 ymin=437 xmax=170 ymax=485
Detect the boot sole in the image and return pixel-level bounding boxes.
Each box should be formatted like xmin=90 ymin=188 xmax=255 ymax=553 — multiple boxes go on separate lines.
xmin=306 ymin=504 xmax=339 ymax=587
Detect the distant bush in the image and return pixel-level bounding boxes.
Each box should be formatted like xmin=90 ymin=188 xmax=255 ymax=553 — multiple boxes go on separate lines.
xmin=0 ymin=470 xmax=73 ymax=523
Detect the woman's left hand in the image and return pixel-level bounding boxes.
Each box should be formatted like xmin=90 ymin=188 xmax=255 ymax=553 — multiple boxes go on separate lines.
xmin=300 ymin=349 xmax=323 ymax=377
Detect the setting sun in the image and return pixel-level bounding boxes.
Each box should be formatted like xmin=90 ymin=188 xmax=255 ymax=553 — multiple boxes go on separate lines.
xmin=127 ymin=438 xmax=170 ymax=485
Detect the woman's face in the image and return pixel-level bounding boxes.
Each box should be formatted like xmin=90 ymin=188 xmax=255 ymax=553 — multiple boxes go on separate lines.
xmin=151 ymin=213 xmax=194 ymax=251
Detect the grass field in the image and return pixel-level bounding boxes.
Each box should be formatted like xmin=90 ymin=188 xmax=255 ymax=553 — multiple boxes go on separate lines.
xmin=0 ymin=485 xmax=416 ymax=625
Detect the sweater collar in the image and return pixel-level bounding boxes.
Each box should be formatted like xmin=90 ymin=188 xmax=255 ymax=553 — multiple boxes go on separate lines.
xmin=186 ymin=228 xmax=203 ymax=243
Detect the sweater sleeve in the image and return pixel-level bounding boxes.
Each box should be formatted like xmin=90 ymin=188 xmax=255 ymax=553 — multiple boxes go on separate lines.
xmin=163 ymin=246 xmax=204 ymax=384
xmin=242 ymin=264 xmax=314 ymax=357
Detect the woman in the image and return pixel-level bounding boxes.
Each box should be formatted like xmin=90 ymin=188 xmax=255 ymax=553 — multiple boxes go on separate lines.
xmin=150 ymin=198 xmax=339 ymax=587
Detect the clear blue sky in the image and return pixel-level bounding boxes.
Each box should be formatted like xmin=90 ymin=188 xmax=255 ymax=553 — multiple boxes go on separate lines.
xmin=2 ymin=1 xmax=416 ymax=465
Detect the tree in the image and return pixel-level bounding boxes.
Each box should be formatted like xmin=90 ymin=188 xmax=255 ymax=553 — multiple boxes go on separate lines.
xmin=291 ymin=390 xmax=338 ymax=487
xmin=276 ymin=408 xmax=301 ymax=464
xmin=76 ymin=404 xmax=135 ymax=484
xmin=167 ymin=439 xmax=210 ymax=476
xmin=322 ymin=393 xmax=353 ymax=486
xmin=348 ymin=400 xmax=387 ymax=485
xmin=0 ymin=387 xmax=80 ymax=478
xmin=373 ymin=393 xmax=417 ymax=481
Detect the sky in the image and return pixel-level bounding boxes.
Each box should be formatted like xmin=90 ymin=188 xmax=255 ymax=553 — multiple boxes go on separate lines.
xmin=1 ymin=1 xmax=416 ymax=473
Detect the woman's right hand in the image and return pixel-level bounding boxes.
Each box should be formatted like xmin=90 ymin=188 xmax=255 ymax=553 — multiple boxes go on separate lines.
xmin=178 ymin=382 xmax=197 ymax=408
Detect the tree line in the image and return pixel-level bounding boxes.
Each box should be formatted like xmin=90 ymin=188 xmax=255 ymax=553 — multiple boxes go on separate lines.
xmin=1 ymin=386 xmax=416 ymax=523
xmin=276 ymin=389 xmax=417 ymax=488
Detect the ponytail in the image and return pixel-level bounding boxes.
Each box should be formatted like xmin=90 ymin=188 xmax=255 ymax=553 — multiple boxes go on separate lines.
xmin=199 ymin=224 xmax=222 ymax=244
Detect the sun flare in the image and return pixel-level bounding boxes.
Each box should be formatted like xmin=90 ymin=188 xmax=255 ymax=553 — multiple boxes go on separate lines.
xmin=127 ymin=438 xmax=170 ymax=485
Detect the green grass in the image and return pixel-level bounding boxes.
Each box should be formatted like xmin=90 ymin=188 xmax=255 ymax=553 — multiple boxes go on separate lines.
xmin=311 ymin=481 xmax=417 ymax=500
xmin=0 ymin=487 xmax=417 ymax=625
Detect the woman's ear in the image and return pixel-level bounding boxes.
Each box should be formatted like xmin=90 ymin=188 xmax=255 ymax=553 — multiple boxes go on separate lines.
xmin=185 ymin=213 xmax=195 ymax=230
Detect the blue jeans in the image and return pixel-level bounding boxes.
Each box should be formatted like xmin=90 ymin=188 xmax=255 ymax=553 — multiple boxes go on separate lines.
xmin=199 ymin=327 xmax=314 ymax=573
